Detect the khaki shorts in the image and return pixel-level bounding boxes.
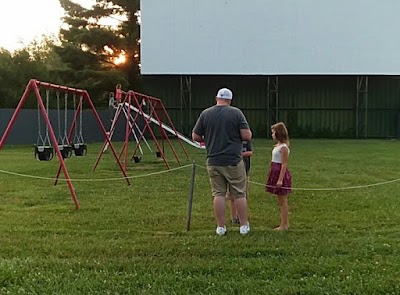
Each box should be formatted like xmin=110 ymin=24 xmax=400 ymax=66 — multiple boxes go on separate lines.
xmin=226 ymin=176 xmax=250 ymax=200
xmin=207 ymin=160 xmax=246 ymax=199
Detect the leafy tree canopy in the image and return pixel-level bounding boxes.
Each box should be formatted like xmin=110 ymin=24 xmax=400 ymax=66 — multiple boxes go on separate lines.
xmin=0 ymin=37 xmax=64 ymax=108
xmin=56 ymin=0 xmax=140 ymax=107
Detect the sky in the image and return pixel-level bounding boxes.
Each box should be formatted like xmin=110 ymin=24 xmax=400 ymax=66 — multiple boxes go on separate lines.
xmin=0 ymin=0 xmax=96 ymax=52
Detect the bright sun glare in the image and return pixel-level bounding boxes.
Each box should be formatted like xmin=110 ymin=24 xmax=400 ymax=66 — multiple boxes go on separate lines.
xmin=114 ymin=52 xmax=127 ymax=65
xmin=104 ymin=46 xmax=127 ymax=65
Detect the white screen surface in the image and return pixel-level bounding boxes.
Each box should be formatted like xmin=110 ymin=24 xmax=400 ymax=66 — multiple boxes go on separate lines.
xmin=140 ymin=0 xmax=400 ymax=75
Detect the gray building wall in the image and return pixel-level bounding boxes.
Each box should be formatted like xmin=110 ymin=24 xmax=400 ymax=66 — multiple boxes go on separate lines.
xmin=142 ymin=75 xmax=400 ymax=139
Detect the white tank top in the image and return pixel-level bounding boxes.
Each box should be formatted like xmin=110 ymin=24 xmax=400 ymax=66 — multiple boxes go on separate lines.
xmin=271 ymin=143 xmax=290 ymax=163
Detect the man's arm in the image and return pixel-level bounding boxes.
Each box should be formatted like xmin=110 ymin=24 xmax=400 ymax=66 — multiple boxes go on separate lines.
xmin=240 ymin=128 xmax=252 ymax=141
xmin=238 ymin=110 xmax=252 ymax=141
xmin=192 ymin=113 xmax=204 ymax=142
xmin=192 ymin=132 xmax=203 ymax=142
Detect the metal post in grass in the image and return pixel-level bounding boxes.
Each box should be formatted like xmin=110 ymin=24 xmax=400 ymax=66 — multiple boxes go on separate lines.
xmin=186 ymin=161 xmax=196 ymax=231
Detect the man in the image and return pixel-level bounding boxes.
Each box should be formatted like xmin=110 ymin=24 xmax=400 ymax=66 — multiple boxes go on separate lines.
xmin=192 ymin=88 xmax=252 ymax=235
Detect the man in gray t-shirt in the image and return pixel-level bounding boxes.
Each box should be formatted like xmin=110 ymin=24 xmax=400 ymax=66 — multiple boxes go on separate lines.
xmin=192 ymin=88 xmax=252 ymax=236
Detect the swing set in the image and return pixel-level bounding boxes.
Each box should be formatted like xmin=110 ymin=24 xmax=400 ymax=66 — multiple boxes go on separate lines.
xmin=0 ymin=79 xmax=130 ymax=209
xmin=105 ymin=88 xmax=152 ymax=162
xmin=94 ymin=85 xmax=190 ymax=173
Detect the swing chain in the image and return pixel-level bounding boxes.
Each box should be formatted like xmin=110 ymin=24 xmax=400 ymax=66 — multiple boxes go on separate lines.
xmin=79 ymin=94 xmax=84 ymax=142
xmin=73 ymin=93 xmax=78 ymax=141
xmin=44 ymin=89 xmax=51 ymax=147
xmin=37 ymin=94 xmax=41 ymax=145
xmin=63 ymin=92 xmax=68 ymax=142
xmin=56 ymin=91 xmax=64 ymax=144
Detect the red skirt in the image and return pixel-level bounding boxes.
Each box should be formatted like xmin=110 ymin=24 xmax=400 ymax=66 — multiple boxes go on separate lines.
xmin=265 ymin=162 xmax=292 ymax=196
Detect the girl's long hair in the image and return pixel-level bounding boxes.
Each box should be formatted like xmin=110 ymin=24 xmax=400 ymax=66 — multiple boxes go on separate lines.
xmin=271 ymin=122 xmax=290 ymax=146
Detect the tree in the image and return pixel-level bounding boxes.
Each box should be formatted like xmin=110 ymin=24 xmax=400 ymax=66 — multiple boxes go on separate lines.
xmin=56 ymin=0 xmax=140 ymax=107
xmin=0 ymin=49 xmax=17 ymax=108
xmin=96 ymin=0 xmax=141 ymax=89
xmin=0 ymin=37 xmax=64 ymax=108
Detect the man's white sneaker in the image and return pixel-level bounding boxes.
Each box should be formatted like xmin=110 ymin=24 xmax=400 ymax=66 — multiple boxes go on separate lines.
xmin=216 ymin=226 xmax=226 ymax=236
xmin=239 ymin=223 xmax=250 ymax=235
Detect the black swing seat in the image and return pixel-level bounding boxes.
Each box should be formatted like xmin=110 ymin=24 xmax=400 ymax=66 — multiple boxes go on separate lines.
xmin=156 ymin=151 xmax=162 ymax=158
xmin=58 ymin=145 xmax=73 ymax=159
xmin=133 ymin=155 xmax=142 ymax=163
xmin=72 ymin=143 xmax=87 ymax=156
xmin=34 ymin=146 xmax=54 ymax=161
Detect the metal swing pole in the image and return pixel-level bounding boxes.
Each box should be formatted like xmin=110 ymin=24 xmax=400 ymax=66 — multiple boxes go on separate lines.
xmin=123 ymin=92 xmax=132 ymax=172
xmin=0 ymin=79 xmax=80 ymax=209
xmin=82 ymin=90 xmax=131 ymax=185
xmin=93 ymin=91 xmax=128 ymax=172
xmin=158 ymin=100 xmax=190 ymax=160
xmin=186 ymin=161 xmax=196 ymax=231
xmin=32 ymin=84 xmax=80 ymax=209
xmin=93 ymin=102 xmax=124 ymax=171
xmin=145 ymin=96 xmax=181 ymax=166
xmin=129 ymin=94 xmax=172 ymax=170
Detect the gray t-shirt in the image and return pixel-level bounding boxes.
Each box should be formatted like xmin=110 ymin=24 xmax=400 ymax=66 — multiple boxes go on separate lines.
xmin=192 ymin=105 xmax=250 ymax=166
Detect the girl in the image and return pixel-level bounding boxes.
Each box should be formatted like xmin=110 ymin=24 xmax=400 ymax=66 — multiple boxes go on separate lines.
xmin=265 ymin=122 xmax=292 ymax=231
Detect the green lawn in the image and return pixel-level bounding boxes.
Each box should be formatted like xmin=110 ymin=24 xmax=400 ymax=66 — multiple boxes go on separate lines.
xmin=0 ymin=139 xmax=400 ymax=294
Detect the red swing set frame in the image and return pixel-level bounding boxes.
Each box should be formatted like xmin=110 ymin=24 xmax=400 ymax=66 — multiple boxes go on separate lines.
xmin=0 ymin=79 xmax=130 ymax=209
xmin=93 ymin=86 xmax=190 ymax=172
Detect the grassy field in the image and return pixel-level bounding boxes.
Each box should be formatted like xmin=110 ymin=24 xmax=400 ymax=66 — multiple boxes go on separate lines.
xmin=0 ymin=139 xmax=400 ymax=294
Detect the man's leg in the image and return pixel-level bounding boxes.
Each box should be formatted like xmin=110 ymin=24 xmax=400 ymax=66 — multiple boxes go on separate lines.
xmin=235 ymin=197 xmax=248 ymax=226
xmin=207 ymin=165 xmax=227 ymax=229
xmin=214 ymin=196 xmax=226 ymax=227
xmin=227 ymin=161 xmax=248 ymax=227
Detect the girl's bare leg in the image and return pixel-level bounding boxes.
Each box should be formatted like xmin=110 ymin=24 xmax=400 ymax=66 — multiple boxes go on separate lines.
xmin=274 ymin=194 xmax=289 ymax=230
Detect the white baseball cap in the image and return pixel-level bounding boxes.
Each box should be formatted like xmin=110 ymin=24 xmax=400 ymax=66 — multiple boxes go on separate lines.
xmin=216 ymin=88 xmax=233 ymax=100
